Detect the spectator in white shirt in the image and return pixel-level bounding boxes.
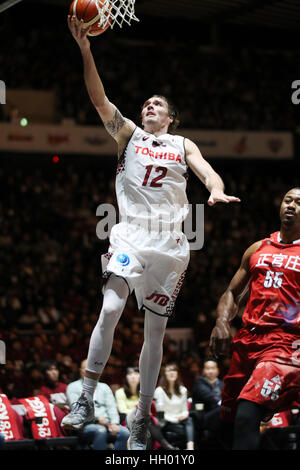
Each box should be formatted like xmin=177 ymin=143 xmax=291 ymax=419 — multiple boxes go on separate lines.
xmin=154 ymin=363 xmax=195 ymax=450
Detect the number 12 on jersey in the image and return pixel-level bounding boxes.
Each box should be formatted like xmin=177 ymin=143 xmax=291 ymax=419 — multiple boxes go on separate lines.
xmin=264 ymin=270 xmax=283 ymax=288
xmin=142 ymin=165 xmax=167 ymax=187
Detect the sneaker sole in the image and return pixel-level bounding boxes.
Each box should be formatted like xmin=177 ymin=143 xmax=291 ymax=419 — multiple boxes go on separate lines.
xmin=61 ymin=414 xmax=94 ymax=431
xmin=61 ymin=420 xmax=84 ymax=431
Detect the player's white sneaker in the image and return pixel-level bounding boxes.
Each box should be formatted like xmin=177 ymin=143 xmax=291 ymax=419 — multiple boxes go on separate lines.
xmin=126 ymin=408 xmax=151 ymax=450
xmin=61 ymin=393 xmax=94 ymax=430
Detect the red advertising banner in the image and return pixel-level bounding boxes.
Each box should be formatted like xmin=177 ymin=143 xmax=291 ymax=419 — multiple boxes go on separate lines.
xmin=0 ymin=394 xmax=22 ymax=441
xmin=19 ymin=395 xmax=58 ymax=439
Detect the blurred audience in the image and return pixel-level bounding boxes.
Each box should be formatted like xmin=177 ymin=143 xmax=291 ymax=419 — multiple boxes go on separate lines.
xmin=1 ymin=19 xmax=299 ymax=131
xmin=0 ymin=157 xmax=298 ymax=399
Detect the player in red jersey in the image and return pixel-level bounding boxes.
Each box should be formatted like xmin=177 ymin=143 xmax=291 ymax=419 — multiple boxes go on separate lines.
xmin=210 ymin=187 xmax=300 ymax=449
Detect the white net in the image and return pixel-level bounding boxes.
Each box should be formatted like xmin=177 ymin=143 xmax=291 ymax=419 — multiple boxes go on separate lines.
xmin=93 ymin=0 xmax=139 ymax=29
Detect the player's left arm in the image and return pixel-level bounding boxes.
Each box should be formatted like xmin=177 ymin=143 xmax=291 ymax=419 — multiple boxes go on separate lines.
xmin=185 ymin=138 xmax=241 ymax=205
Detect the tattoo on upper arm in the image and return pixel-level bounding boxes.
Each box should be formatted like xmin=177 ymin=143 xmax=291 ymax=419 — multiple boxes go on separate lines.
xmin=104 ymin=108 xmax=125 ymax=137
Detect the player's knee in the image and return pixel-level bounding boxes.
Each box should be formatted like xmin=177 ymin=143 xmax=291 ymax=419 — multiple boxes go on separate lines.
xmin=98 ymin=306 xmax=121 ymax=327
xmin=151 ymin=319 xmax=166 ymax=337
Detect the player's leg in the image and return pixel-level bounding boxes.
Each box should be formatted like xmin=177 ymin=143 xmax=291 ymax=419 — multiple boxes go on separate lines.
xmin=233 ymin=399 xmax=265 ymax=450
xmin=218 ymin=330 xmax=256 ymax=449
xmin=138 ymin=310 xmax=168 ymax=417
xmin=127 ymin=235 xmax=189 ymax=449
xmin=84 ymin=274 xmax=129 ymax=385
xmin=235 ymin=354 xmax=300 ymax=449
xmin=62 ymin=274 xmax=129 ymax=430
xmin=127 ymin=310 xmax=168 ymax=450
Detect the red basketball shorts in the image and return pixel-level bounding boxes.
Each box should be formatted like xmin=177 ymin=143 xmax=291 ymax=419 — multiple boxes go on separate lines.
xmin=221 ymin=325 xmax=300 ymax=422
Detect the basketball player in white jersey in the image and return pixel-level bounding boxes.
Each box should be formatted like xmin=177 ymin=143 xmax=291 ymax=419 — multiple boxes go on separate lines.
xmin=62 ymin=16 xmax=241 ymax=450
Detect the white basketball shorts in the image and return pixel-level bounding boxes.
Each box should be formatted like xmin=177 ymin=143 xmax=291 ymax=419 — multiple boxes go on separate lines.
xmin=101 ymin=222 xmax=190 ymax=317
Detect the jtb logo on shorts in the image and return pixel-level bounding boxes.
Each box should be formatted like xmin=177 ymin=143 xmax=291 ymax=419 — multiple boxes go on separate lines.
xmin=146 ymin=292 xmax=170 ymax=306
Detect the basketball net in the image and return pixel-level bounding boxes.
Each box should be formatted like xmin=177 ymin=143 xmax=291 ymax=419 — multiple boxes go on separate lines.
xmin=93 ymin=0 xmax=139 ymax=29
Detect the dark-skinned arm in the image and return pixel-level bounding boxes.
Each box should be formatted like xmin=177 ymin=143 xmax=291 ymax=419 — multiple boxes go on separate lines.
xmin=209 ymin=240 xmax=262 ymax=358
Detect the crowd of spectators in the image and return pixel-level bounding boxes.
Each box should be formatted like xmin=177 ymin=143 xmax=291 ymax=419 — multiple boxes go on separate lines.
xmin=1 ymin=9 xmax=300 ymax=131
xmin=0 ymin=155 xmax=298 ymax=401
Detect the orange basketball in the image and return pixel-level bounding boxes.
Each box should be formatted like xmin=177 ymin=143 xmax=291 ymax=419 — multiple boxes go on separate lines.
xmin=69 ymin=0 xmax=111 ymax=36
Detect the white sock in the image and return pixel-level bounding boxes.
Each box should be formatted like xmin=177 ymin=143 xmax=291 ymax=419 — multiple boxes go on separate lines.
xmin=82 ymin=377 xmax=97 ymax=402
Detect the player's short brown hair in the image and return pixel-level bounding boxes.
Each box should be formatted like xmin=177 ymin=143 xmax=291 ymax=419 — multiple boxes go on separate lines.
xmin=141 ymin=94 xmax=180 ymax=131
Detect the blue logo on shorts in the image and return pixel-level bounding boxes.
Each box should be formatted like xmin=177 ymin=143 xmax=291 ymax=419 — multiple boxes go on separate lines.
xmin=116 ymin=254 xmax=130 ymax=266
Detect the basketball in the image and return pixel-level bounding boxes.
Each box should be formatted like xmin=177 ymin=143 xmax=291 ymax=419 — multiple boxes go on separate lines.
xmin=69 ymin=0 xmax=111 ymax=36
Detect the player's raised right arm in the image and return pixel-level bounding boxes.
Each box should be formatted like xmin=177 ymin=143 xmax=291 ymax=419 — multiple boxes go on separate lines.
xmin=67 ymin=15 xmax=135 ymax=153
xmin=209 ymin=240 xmax=262 ymax=358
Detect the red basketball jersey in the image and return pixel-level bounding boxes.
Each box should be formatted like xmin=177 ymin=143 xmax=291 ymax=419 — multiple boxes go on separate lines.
xmin=243 ymin=231 xmax=300 ymax=328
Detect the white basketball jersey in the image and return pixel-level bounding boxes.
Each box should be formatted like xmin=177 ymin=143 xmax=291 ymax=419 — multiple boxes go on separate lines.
xmin=116 ymin=126 xmax=189 ymax=231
